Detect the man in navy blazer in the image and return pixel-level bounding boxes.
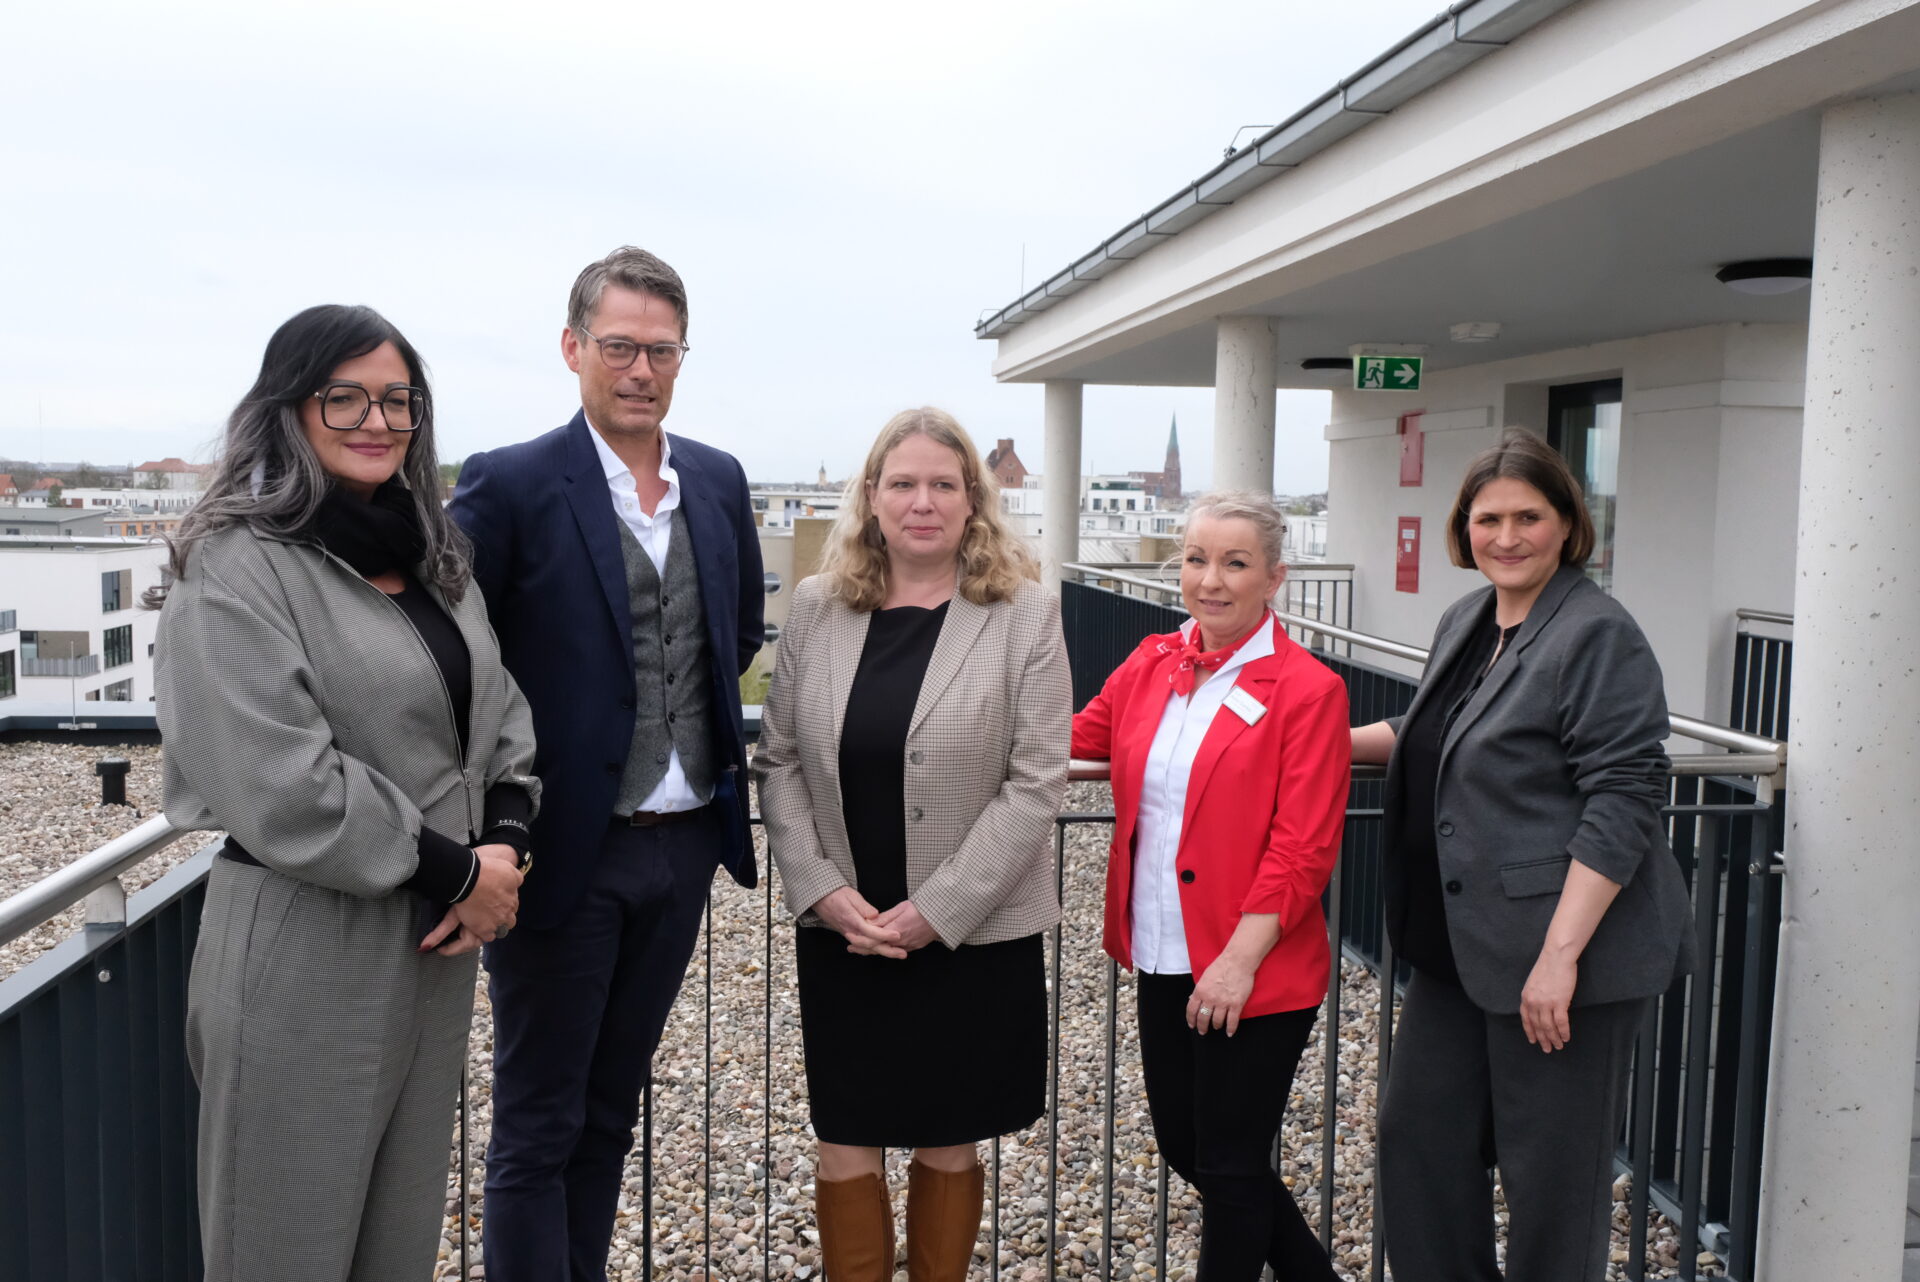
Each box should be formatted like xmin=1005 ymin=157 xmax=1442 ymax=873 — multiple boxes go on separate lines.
xmin=451 ymin=246 xmax=762 ymax=1281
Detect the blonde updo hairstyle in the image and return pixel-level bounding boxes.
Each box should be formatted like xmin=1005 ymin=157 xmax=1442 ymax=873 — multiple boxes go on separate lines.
xmin=1181 ymin=490 xmax=1290 ymax=582
xmin=818 ymin=406 xmax=1040 ymax=612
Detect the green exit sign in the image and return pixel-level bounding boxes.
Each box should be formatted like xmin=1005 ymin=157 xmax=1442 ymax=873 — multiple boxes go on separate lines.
xmin=1355 ymin=355 xmax=1423 ymax=391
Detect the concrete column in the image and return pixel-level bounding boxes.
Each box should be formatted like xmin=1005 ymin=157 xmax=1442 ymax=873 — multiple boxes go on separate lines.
xmin=1759 ymin=92 xmax=1920 ymax=1280
xmin=1213 ymin=316 xmax=1277 ymax=495
xmin=1041 ymin=380 xmax=1083 ymax=591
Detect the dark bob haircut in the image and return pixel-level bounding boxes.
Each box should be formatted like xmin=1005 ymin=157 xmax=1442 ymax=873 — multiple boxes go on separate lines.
xmin=1445 ymin=428 xmax=1596 ymax=570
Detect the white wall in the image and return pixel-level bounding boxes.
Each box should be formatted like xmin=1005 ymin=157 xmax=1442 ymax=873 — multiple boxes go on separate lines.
xmin=2 ymin=542 xmax=168 ymax=704
xmin=1326 ymin=322 xmax=1803 ymax=721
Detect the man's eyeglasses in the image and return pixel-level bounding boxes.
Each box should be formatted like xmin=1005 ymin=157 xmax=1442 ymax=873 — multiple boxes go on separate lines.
xmin=579 ymin=327 xmax=690 ymax=373
xmin=312 ymin=383 xmax=427 ymax=431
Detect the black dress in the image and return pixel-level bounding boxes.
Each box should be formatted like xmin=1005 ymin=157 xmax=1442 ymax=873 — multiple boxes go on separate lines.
xmin=1391 ymin=611 xmax=1520 ymax=983
xmin=795 ymin=602 xmax=1048 ymax=1148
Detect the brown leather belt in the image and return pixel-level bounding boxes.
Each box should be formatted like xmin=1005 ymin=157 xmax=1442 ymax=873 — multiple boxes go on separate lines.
xmin=621 ymin=806 xmax=706 ymax=828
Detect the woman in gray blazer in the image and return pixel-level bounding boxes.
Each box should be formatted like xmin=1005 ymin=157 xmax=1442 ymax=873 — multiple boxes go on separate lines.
xmin=1352 ymin=429 xmax=1693 ymax=1281
xmin=755 ymin=407 xmax=1069 ymax=1282
xmin=154 ymin=305 xmax=539 ymax=1282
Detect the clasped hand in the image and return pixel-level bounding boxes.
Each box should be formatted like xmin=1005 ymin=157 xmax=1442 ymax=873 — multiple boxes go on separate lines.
xmin=813 ymin=886 xmax=937 ymax=959
xmin=419 ymin=844 xmax=523 ymax=956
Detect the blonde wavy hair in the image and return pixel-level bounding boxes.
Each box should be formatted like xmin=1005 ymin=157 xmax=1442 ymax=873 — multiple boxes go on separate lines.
xmin=818 ymin=407 xmax=1040 ymax=611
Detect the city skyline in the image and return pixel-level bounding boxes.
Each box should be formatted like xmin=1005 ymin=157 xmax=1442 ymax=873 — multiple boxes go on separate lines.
xmin=0 ymin=0 xmax=1449 ymax=496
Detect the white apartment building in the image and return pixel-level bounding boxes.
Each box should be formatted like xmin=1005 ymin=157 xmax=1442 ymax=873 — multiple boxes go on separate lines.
xmin=57 ymin=487 xmax=198 ymax=514
xmin=997 ymin=474 xmax=1181 ymax=543
xmin=0 ymin=539 xmax=168 ymax=706
xmin=973 ymin=1 xmax=1920 ymax=1270
xmin=751 ymin=487 xmax=844 ymax=530
xmin=1284 ymin=512 xmax=1329 ymax=563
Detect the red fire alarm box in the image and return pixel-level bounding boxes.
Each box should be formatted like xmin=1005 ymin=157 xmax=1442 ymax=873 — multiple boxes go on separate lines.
xmin=1398 ymin=412 xmax=1425 ymax=487
xmin=1396 ymin=517 xmax=1421 ymax=593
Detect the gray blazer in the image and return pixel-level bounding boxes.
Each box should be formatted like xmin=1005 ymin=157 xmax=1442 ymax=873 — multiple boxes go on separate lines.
xmin=1384 ymin=564 xmax=1694 ymax=1013
xmin=157 ymin=525 xmax=541 ymax=896
xmin=754 ymin=575 xmax=1070 ymax=947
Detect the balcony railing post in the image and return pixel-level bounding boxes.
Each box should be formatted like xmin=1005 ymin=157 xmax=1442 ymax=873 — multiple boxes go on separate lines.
xmin=83 ymin=878 xmax=126 ymax=934
xmin=1319 ymin=855 xmax=1341 ymax=1248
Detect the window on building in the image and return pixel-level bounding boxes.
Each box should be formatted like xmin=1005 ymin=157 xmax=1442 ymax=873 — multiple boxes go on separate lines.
xmin=1548 ymin=379 xmax=1623 ymax=595
xmin=84 ymin=688 xmax=100 ymax=702
xmin=1127 ymin=499 xmax=1137 ymax=511
xmin=104 ymin=624 xmax=134 ymax=669
xmin=0 ymin=609 xmax=14 ymax=633
xmin=0 ymin=651 xmax=13 ymax=699
xmin=102 ymin=568 xmax=131 ymax=612
xmin=103 ymin=678 xmax=133 ymax=701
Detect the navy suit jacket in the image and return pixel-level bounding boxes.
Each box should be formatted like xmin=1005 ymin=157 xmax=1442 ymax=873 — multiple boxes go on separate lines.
xmin=451 ymin=413 xmax=763 ymax=930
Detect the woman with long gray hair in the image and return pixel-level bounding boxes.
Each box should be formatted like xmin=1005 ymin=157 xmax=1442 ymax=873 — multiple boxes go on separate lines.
xmin=154 ymin=304 xmax=540 ymax=1282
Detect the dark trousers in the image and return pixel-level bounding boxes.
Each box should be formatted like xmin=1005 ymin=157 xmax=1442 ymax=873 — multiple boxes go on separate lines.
xmin=482 ymin=811 xmax=720 ymax=1282
xmin=1135 ymin=973 xmax=1338 ymax=1282
xmin=1378 ymin=969 xmax=1646 ymax=1282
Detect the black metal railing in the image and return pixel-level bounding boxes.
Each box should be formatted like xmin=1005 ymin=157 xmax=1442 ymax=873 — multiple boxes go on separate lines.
xmin=1730 ymin=610 xmax=1792 ymax=742
xmin=0 ymin=847 xmax=212 ymax=1282
xmin=0 ymin=585 xmax=1787 ymax=1282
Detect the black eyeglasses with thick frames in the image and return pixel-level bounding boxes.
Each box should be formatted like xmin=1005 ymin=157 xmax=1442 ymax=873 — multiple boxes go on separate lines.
xmin=311 ymin=382 xmax=427 ymax=431
xmin=578 ymin=327 xmax=691 ymax=373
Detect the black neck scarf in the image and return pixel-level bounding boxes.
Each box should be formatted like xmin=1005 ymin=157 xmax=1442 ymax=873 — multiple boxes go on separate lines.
xmin=307 ymin=480 xmax=427 ymax=578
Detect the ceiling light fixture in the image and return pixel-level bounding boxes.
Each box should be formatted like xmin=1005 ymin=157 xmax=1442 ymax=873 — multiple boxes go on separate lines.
xmin=1300 ymin=357 xmax=1353 ymax=371
xmin=1449 ymin=321 xmax=1502 ymax=343
xmin=1715 ymin=259 xmax=1813 ymax=295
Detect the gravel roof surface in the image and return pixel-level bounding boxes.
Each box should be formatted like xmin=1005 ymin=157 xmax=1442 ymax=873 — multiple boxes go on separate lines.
xmin=6 ymin=754 xmax=1717 ymax=1279
xmin=0 ymin=740 xmax=213 ymax=982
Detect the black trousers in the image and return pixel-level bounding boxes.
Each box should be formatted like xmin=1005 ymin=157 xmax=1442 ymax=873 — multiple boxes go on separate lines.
xmin=1378 ymin=969 xmax=1646 ymax=1282
xmin=482 ymin=811 xmax=721 ymax=1282
xmin=1136 ymin=972 xmax=1339 ymax=1282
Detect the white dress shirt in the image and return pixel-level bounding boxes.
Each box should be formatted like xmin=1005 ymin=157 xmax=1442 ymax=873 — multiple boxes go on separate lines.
xmin=587 ymin=419 xmax=706 ymax=813
xmin=1130 ymin=615 xmax=1276 ymax=974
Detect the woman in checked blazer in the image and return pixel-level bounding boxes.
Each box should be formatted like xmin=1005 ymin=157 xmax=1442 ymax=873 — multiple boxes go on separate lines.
xmin=154 ymin=306 xmax=539 ymax=1282
xmin=755 ymin=407 xmax=1069 ymax=1282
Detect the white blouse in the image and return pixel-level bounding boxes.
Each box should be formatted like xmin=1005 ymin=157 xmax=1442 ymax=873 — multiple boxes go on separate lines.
xmin=1130 ymin=617 xmax=1275 ymax=974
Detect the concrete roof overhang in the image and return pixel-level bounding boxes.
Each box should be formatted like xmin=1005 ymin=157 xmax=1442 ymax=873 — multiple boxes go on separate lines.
xmin=981 ymin=0 xmax=1920 ymax=390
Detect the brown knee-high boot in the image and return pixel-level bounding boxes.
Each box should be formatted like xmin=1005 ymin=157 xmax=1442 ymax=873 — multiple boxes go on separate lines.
xmin=817 ymin=1171 xmax=896 ymax=1282
xmin=906 ymin=1159 xmax=985 ymax=1282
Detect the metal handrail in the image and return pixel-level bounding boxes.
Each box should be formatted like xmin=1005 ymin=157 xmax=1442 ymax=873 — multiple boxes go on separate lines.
xmin=1061 ymin=564 xmax=1790 ymax=768
xmin=1074 ymin=754 xmax=1780 ymax=784
xmin=0 ymin=814 xmax=182 ymax=947
xmin=1070 ymin=561 xmax=1357 ymax=574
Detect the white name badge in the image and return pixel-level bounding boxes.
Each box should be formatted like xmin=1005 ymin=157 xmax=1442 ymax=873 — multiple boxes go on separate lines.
xmin=1225 ymin=686 xmax=1267 ymax=725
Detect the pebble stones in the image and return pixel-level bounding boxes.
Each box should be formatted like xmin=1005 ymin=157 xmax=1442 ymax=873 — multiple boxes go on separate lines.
xmin=0 ymin=741 xmax=211 ymax=983
xmin=4 ymin=744 xmax=1718 ymax=1279
xmin=429 ymin=776 xmax=1720 ymax=1280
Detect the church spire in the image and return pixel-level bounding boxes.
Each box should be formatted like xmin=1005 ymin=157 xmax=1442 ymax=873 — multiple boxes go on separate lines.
xmin=1162 ymin=414 xmax=1182 ymax=501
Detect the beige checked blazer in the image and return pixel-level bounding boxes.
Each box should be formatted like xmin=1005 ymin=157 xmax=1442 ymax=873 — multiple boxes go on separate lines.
xmin=754 ymin=574 xmax=1070 ymax=947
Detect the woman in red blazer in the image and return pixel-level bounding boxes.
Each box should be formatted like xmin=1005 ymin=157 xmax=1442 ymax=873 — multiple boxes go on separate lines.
xmin=1071 ymin=492 xmax=1349 ymax=1282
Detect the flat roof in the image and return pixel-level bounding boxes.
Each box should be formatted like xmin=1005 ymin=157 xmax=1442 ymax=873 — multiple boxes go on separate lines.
xmin=0 ymin=506 xmax=107 ymax=523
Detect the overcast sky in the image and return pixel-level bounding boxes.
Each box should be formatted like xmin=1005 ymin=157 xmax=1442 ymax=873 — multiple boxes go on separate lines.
xmin=1 ymin=0 xmax=1442 ymax=492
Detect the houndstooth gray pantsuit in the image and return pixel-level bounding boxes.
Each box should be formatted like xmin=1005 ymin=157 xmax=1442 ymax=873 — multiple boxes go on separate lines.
xmin=158 ymin=524 xmax=540 ymax=1282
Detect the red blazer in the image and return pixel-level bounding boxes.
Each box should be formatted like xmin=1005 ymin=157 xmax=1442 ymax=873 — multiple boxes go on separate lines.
xmin=1071 ymin=618 xmax=1351 ymax=1018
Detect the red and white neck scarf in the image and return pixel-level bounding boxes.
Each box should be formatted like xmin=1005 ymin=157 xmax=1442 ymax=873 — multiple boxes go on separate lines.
xmin=1161 ymin=612 xmax=1271 ymax=696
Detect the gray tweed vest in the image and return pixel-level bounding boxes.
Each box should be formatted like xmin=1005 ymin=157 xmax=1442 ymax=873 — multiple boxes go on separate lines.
xmin=613 ymin=512 xmax=716 ymax=813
